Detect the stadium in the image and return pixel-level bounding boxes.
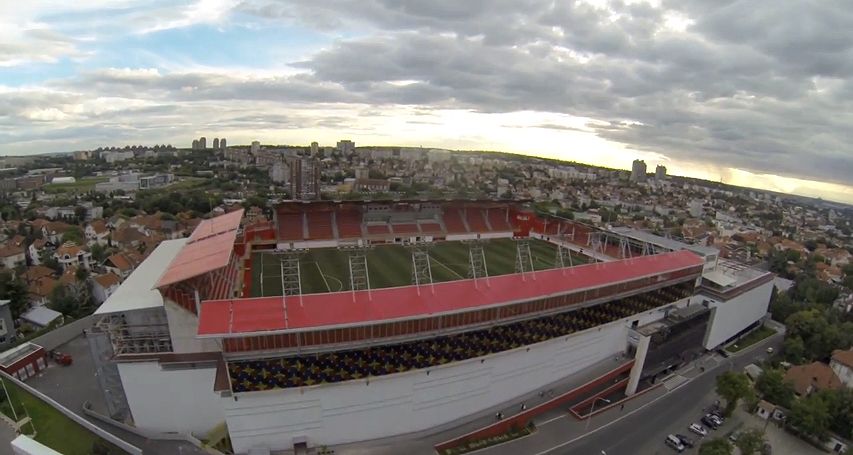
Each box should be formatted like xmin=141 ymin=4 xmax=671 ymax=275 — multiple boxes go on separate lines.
xmin=89 ymin=200 xmax=775 ymax=454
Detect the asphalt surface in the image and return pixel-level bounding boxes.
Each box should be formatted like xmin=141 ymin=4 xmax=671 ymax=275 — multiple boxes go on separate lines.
xmin=553 ymin=333 xmax=783 ymax=455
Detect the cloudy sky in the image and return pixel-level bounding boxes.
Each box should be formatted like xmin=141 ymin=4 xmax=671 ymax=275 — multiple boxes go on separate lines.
xmin=2 ymin=1 xmax=852 ymax=203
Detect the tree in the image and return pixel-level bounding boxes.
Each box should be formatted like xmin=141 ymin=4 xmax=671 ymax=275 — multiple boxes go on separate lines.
xmin=48 ymin=285 xmax=77 ymax=317
xmin=788 ymin=392 xmax=831 ymax=440
xmin=755 ymin=368 xmax=795 ymax=408
xmin=0 ymin=271 xmax=29 ymax=319
xmin=824 ymin=389 xmax=853 ymax=440
xmin=716 ymin=371 xmax=752 ymax=417
xmin=735 ymin=428 xmax=765 ymax=455
xmin=90 ymin=243 xmax=108 ymax=263
xmin=699 ymin=438 xmax=733 ymax=455
xmin=61 ymin=226 xmax=84 ymax=245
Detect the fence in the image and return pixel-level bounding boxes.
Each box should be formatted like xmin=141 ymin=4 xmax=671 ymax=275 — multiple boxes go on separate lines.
xmin=0 ymin=370 xmax=141 ymax=455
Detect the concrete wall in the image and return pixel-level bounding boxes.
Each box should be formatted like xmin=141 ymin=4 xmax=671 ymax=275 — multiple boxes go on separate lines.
xmin=28 ymin=314 xmax=95 ymax=351
xmin=118 ymin=361 xmax=223 ymax=435
xmin=700 ymin=280 xmax=774 ymax=349
xmin=164 ymin=302 xmax=220 ymax=353
xmin=222 ymin=319 xmax=631 ymax=453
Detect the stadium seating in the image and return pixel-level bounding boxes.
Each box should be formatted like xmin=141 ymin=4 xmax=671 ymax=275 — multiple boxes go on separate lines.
xmin=277 ymin=213 xmax=305 ymax=240
xmin=337 ymin=210 xmax=363 ymax=239
xmin=306 ymin=212 xmax=334 ymax=240
xmin=465 ymin=209 xmax=489 ymax=232
xmin=419 ymin=222 xmax=443 ymax=233
xmin=486 ymin=209 xmax=512 ymax=231
xmin=366 ymin=224 xmax=391 ymax=235
xmin=443 ymin=209 xmax=468 ymax=234
xmin=392 ymin=224 xmax=419 ymax=234
xmin=227 ymin=281 xmax=695 ymax=393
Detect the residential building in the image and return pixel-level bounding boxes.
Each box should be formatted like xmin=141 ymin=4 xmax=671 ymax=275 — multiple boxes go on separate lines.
xmin=53 ymin=243 xmax=92 ymax=270
xmin=655 ymin=165 xmax=667 ymax=180
xmin=85 ymin=220 xmax=110 ymax=246
xmin=270 ymin=161 xmax=289 ymax=184
xmin=784 ymin=361 xmax=843 ymax=397
xmin=220 ymin=138 xmax=226 ymax=150
xmin=41 ymin=221 xmax=74 ymax=244
xmin=27 ymin=239 xmax=48 ymax=265
xmin=213 ymin=138 xmax=220 ymax=150
xmin=251 ymin=141 xmax=260 ymax=154
xmin=104 ymin=252 xmax=143 ymax=280
xmin=92 ymin=273 xmax=121 ymax=304
xmin=20 ymin=306 xmax=63 ymax=328
xmin=830 ymin=348 xmax=853 ymax=388
xmin=0 ymin=244 xmax=26 ymax=269
xmin=199 ymin=137 xmax=207 ymax=149
xmin=630 ymin=159 xmax=647 ymax=182
xmin=310 ymin=141 xmax=319 ymax=156
xmin=337 ymin=139 xmax=355 ymax=154
xmin=289 ymin=157 xmax=320 ymax=200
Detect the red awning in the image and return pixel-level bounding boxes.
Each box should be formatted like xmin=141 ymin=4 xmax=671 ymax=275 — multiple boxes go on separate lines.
xmin=198 ymin=250 xmax=703 ymax=336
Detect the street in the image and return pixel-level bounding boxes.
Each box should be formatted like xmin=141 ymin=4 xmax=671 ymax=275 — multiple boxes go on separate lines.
xmin=553 ymin=333 xmax=783 ymax=455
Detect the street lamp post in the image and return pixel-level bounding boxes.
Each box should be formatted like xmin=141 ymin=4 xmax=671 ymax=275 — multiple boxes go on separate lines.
xmin=585 ymin=397 xmax=612 ymax=431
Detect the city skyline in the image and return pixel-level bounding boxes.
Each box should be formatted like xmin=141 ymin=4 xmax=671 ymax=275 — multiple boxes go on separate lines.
xmin=2 ymin=1 xmax=852 ymax=203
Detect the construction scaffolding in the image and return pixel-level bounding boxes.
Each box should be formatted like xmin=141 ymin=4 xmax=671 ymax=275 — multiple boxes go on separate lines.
xmin=515 ymin=239 xmax=535 ymax=275
xmin=279 ymin=250 xmax=304 ymax=297
xmin=465 ymin=240 xmax=489 ymax=282
xmin=347 ymin=245 xmax=372 ymax=300
xmin=555 ymin=244 xmax=574 ymax=268
xmin=409 ymin=243 xmax=434 ymax=294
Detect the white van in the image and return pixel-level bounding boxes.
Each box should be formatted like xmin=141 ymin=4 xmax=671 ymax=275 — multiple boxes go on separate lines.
xmin=665 ymin=434 xmax=685 ymax=452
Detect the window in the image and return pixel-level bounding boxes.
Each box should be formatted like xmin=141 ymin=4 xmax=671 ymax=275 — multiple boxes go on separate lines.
xmin=36 ymin=358 xmax=46 ymax=369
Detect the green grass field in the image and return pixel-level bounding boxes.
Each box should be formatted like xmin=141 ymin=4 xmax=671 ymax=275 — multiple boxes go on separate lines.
xmin=0 ymin=378 xmax=126 ymax=454
xmin=251 ymin=238 xmax=587 ymax=297
xmin=43 ymin=177 xmax=109 ymax=193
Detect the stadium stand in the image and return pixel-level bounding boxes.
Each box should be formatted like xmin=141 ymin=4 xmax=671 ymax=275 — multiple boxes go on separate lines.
xmin=419 ymin=222 xmax=443 ymax=233
xmin=443 ymin=209 xmax=468 ymax=234
xmin=336 ymin=210 xmax=363 ymax=239
xmin=366 ymin=224 xmax=391 ymax=236
xmin=277 ymin=213 xmax=305 ymax=241
xmin=227 ymin=281 xmax=693 ymax=392
xmin=465 ymin=209 xmax=489 ymax=232
xmin=392 ymin=223 xmax=419 ymax=234
xmin=306 ymin=212 xmax=334 ymax=240
xmin=486 ymin=209 xmax=512 ymax=231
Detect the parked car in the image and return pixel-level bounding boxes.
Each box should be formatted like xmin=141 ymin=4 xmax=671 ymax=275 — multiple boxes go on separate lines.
xmin=665 ymin=434 xmax=686 ymax=452
xmin=689 ymin=423 xmax=708 ymax=436
xmin=766 ymin=347 xmax=774 ymax=354
xmin=728 ymin=431 xmax=741 ymax=442
xmin=701 ymin=415 xmax=720 ymax=429
xmin=708 ymin=413 xmax=724 ymax=425
xmin=675 ymin=434 xmax=695 ymax=448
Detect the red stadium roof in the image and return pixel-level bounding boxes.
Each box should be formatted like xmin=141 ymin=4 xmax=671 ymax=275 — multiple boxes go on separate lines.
xmin=157 ymin=209 xmax=244 ymax=288
xmin=197 ymin=249 xmax=703 ymax=337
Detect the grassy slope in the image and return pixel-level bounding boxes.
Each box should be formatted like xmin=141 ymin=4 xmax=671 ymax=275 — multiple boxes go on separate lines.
xmin=0 ymin=378 xmax=124 ymax=455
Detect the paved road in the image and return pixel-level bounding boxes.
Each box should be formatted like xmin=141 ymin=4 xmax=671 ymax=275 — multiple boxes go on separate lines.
xmin=552 ymin=333 xmax=783 ymax=455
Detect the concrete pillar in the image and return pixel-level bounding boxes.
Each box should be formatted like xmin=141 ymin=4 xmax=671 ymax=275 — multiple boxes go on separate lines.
xmin=626 ymin=334 xmax=651 ymax=396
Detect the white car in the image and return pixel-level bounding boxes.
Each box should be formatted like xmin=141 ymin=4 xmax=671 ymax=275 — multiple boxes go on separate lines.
xmin=689 ymin=423 xmax=708 ymax=436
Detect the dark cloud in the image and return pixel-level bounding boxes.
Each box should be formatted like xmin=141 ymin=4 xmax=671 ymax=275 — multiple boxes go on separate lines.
xmin=236 ymin=0 xmax=853 ymax=184
xmin=4 ymin=0 xmax=853 ymax=186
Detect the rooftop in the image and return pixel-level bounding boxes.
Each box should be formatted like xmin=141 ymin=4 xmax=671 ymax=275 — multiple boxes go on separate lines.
xmin=21 ymin=306 xmax=62 ymax=327
xmin=198 ymin=249 xmax=704 ymax=337
xmin=0 ymin=342 xmax=44 ymax=368
xmin=609 ymin=226 xmax=720 ymax=258
xmin=94 ymin=238 xmax=187 ymax=315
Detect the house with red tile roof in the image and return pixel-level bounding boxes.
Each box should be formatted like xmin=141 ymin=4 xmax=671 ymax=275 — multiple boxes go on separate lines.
xmin=27 ymin=238 xmax=48 ymax=266
xmin=784 ymin=361 xmax=843 ymax=397
xmin=0 ymin=243 xmax=26 ymax=269
xmin=85 ymin=220 xmax=110 ymax=246
xmin=53 ymin=242 xmax=92 ymax=271
xmin=92 ymin=272 xmax=121 ymax=304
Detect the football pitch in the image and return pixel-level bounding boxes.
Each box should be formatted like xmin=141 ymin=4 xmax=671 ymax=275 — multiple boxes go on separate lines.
xmin=250 ymin=238 xmax=587 ymax=297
